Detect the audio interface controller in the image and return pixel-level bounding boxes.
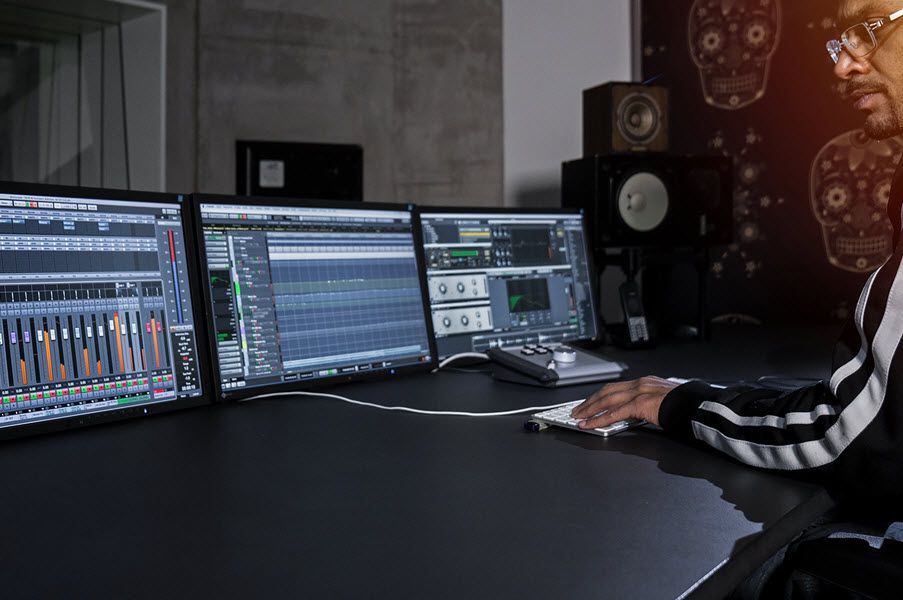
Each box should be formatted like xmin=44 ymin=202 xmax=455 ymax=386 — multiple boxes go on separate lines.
xmin=486 ymin=343 xmax=625 ymax=388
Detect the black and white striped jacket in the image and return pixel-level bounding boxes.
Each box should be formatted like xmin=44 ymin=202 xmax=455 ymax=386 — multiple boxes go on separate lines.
xmin=659 ymin=166 xmax=903 ymax=504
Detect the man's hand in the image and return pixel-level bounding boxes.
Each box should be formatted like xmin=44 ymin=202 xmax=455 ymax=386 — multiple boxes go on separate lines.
xmin=570 ymin=376 xmax=679 ymax=429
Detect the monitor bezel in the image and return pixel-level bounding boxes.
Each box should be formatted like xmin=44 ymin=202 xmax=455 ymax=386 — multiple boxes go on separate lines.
xmin=191 ymin=193 xmax=438 ymax=402
xmin=0 ymin=181 xmax=212 ymax=441
xmin=415 ymin=205 xmax=602 ymax=355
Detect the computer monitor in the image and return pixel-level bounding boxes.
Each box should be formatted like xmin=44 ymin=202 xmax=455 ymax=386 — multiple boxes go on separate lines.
xmin=0 ymin=182 xmax=207 ymax=438
xmin=193 ymin=195 xmax=436 ymax=400
xmin=418 ymin=208 xmax=599 ymax=358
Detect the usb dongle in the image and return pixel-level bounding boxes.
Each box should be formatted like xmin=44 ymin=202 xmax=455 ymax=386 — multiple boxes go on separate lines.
xmin=523 ymin=419 xmax=549 ymax=432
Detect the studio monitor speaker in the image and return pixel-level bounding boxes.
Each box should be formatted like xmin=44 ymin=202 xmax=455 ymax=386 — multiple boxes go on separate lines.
xmin=583 ymin=82 xmax=669 ymax=155
xmin=562 ymin=154 xmax=733 ymax=249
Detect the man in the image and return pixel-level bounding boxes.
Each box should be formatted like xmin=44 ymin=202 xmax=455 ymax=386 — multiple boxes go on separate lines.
xmin=572 ymin=0 xmax=903 ymax=506
xmin=574 ymin=3 xmax=903 ymax=595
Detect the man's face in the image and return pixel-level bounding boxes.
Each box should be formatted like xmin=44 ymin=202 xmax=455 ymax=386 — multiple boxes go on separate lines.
xmin=835 ymin=0 xmax=903 ymax=139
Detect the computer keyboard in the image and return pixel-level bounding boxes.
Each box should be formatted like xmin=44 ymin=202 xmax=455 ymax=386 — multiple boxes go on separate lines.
xmin=527 ymin=379 xmax=697 ymax=437
xmin=529 ymin=400 xmax=645 ymax=437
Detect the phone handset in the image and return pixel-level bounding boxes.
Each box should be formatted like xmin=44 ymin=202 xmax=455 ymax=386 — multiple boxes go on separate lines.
xmin=619 ymin=280 xmax=651 ymax=346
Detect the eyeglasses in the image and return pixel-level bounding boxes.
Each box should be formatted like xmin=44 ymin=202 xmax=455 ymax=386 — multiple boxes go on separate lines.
xmin=827 ymin=7 xmax=903 ymax=63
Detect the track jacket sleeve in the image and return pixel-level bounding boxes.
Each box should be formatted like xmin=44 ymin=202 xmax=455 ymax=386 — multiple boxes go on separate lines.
xmin=657 ymin=247 xmax=903 ymax=501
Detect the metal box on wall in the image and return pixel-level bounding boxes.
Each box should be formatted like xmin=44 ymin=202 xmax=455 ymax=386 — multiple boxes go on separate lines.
xmin=236 ymin=141 xmax=363 ymax=201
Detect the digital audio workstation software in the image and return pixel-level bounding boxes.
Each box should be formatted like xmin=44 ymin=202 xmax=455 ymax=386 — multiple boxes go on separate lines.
xmin=0 ymin=190 xmax=204 ymax=431
xmin=419 ymin=210 xmax=598 ymax=357
xmin=197 ymin=200 xmax=434 ymax=395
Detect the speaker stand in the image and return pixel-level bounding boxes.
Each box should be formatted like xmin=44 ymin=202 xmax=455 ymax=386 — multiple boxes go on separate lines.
xmin=696 ymin=246 xmax=711 ymax=341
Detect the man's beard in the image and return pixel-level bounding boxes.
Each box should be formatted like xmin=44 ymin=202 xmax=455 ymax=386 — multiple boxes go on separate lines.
xmin=840 ymin=79 xmax=903 ymax=139
xmin=864 ymin=106 xmax=903 ymax=140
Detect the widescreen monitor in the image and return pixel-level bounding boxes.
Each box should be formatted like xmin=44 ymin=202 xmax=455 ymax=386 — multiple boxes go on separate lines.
xmin=194 ymin=196 xmax=436 ymax=400
xmin=0 ymin=183 xmax=207 ymax=438
xmin=418 ymin=208 xmax=599 ymax=358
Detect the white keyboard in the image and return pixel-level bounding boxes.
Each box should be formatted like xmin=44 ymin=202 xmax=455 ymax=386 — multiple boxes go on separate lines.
xmin=530 ymin=400 xmax=645 ymax=437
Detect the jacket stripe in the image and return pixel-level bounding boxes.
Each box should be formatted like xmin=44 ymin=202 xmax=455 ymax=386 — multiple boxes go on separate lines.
xmin=833 ymin=249 xmax=903 ymax=403
xmin=693 ymin=413 xmax=838 ymax=446
xmin=698 ymin=401 xmax=837 ymax=428
xmin=830 ymin=267 xmax=879 ymax=395
xmin=691 ymin=257 xmax=903 ymax=470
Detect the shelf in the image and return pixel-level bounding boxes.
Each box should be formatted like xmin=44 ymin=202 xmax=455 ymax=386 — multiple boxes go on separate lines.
xmin=0 ymin=0 xmax=160 ymax=42
xmin=0 ymin=0 xmax=166 ymax=190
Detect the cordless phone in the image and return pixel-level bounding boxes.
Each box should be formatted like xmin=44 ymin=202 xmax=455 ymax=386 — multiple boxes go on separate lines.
xmin=619 ymin=281 xmax=652 ymax=347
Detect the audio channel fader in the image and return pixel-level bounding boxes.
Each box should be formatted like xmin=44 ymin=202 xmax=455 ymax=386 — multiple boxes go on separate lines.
xmin=0 ymin=194 xmax=203 ymax=429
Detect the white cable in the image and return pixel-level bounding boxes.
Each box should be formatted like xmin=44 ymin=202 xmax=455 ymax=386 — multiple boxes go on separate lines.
xmin=433 ymin=352 xmax=489 ymax=372
xmin=239 ymin=389 xmax=576 ymax=417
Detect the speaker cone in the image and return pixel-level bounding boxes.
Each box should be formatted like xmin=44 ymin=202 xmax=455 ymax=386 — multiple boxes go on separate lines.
xmin=617 ymin=93 xmax=662 ymax=145
xmin=617 ymin=172 xmax=669 ymax=232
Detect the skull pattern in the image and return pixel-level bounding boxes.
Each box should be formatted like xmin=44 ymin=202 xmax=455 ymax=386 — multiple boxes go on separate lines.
xmin=708 ymin=127 xmax=784 ymax=279
xmin=810 ymin=130 xmax=902 ymax=273
xmin=688 ymin=0 xmax=781 ymax=110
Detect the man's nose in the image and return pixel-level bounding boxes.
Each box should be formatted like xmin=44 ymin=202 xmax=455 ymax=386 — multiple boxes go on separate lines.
xmin=834 ymin=50 xmax=870 ymax=79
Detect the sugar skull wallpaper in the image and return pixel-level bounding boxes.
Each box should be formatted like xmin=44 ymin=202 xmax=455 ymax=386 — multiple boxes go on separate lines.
xmin=810 ymin=130 xmax=901 ymax=272
xmin=688 ymin=0 xmax=781 ymax=110
xmin=643 ymin=0 xmax=890 ymax=322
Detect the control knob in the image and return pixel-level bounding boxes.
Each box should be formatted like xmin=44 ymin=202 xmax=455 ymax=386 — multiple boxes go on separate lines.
xmin=461 ymin=316 xmax=470 ymax=326
xmin=552 ymin=346 xmax=577 ymax=363
xmin=438 ymin=283 xmax=447 ymax=294
xmin=457 ymin=282 xmax=466 ymax=293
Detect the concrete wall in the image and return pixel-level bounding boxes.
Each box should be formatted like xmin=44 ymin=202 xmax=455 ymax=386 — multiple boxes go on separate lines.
xmin=502 ymin=0 xmax=633 ymax=207
xmin=165 ymin=0 xmax=502 ymax=205
xmin=164 ymin=0 xmax=197 ymax=195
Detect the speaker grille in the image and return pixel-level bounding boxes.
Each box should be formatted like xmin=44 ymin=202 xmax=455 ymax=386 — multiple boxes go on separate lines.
xmin=617 ymin=172 xmax=669 ymax=232
xmin=616 ymin=93 xmax=662 ymax=145
xmin=583 ymin=82 xmax=669 ymax=154
xmin=562 ymin=155 xmax=733 ymax=248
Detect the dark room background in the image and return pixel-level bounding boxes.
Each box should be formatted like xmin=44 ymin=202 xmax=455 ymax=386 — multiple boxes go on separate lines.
xmin=2 ymin=0 xmax=895 ymax=327
xmin=642 ymin=0 xmax=901 ymax=324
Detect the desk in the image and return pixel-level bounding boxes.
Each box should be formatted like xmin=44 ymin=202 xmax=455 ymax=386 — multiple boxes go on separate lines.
xmin=0 ymin=325 xmax=838 ymax=599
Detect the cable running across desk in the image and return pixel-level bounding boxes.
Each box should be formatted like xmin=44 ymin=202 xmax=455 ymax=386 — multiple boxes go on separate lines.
xmin=236 ymin=376 xmax=816 ymax=419
xmin=433 ymin=352 xmax=489 ymax=372
xmin=239 ymin=389 xmax=576 ymax=417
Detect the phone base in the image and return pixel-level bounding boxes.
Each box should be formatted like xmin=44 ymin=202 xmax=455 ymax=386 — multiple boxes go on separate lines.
xmin=606 ymin=323 xmax=657 ymax=349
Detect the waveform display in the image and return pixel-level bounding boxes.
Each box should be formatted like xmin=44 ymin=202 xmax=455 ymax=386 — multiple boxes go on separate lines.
xmin=269 ymin=256 xmax=429 ymax=371
xmin=510 ymin=228 xmax=556 ymax=267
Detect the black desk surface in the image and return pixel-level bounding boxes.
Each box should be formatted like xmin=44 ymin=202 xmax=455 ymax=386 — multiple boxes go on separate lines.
xmin=1 ymin=325 xmax=840 ymax=599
